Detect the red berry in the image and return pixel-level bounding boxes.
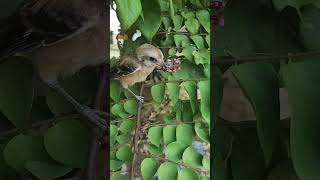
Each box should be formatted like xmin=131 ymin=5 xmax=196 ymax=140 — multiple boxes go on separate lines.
xmin=209 ymin=1 xmax=223 ymax=9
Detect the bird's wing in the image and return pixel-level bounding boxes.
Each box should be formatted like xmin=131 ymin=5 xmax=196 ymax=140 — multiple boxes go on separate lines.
xmin=111 ymin=56 xmax=141 ymax=78
xmin=0 ymin=0 xmax=100 ymax=60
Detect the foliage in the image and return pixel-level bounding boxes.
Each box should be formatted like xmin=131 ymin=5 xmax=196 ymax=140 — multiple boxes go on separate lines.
xmin=214 ymin=0 xmax=320 ymax=180
xmin=111 ymin=0 xmax=210 ymax=179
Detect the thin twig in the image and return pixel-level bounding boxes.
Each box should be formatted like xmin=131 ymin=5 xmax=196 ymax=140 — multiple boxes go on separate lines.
xmin=213 ymin=50 xmax=320 ymax=64
xmin=0 ymin=113 xmax=80 ymax=137
xmin=130 ymin=84 xmax=145 ymax=180
xmin=84 ymin=64 xmax=108 ymax=180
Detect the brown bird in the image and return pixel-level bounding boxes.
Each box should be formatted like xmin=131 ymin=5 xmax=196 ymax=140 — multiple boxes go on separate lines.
xmin=0 ymin=0 xmax=108 ymax=130
xmin=111 ymin=44 xmax=166 ymax=102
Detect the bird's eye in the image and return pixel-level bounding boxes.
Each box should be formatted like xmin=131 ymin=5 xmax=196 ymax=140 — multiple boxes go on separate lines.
xmin=149 ymin=57 xmax=157 ymax=62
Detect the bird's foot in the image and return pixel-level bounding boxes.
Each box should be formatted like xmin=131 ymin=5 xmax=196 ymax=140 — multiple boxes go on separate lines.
xmin=135 ymin=95 xmax=144 ymax=103
xmin=80 ymin=106 xmax=108 ymax=130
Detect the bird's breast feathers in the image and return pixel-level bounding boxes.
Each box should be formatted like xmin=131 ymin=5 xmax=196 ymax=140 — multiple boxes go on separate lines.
xmin=117 ymin=67 xmax=155 ymax=88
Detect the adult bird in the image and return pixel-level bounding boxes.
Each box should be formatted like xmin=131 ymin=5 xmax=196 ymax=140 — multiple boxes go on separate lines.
xmin=111 ymin=43 xmax=167 ymax=102
xmin=0 ymin=0 xmax=108 ymax=130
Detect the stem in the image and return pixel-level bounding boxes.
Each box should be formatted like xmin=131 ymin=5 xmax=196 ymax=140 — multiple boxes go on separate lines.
xmin=130 ymin=84 xmax=145 ymax=180
xmin=213 ymin=50 xmax=320 ymax=64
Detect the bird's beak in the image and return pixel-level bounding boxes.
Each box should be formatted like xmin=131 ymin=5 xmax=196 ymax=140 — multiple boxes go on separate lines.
xmin=156 ymin=62 xmax=167 ymax=70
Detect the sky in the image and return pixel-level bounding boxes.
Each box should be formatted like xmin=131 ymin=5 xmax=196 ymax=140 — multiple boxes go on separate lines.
xmin=110 ymin=8 xmax=120 ymax=35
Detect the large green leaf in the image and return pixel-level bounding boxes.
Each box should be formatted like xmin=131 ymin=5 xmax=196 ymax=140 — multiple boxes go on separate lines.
xmin=182 ymin=146 xmax=203 ymax=168
xmin=110 ymin=124 xmax=119 ymax=146
xmin=115 ymin=0 xmax=142 ymax=31
xmin=194 ymin=49 xmax=210 ymax=65
xmin=110 ymin=80 xmax=123 ymax=102
xmin=173 ymin=15 xmax=183 ymax=31
xmin=0 ymin=57 xmax=33 ymax=129
xmin=44 ymin=119 xmax=90 ymax=168
xmin=283 ymin=59 xmax=320 ymax=180
xmin=140 ymin=158 xmax=159 ymax=180
xmin=198 ymin=80 xmax=210 ymax=124
xmin=272 ymin=0 xmax=314 ymax=11
xmin=182 ymin=81 xmax=198 ymax=113
xmin=231 ymin=62 xmax=280 ymax=165
xmin=0 ymin=0 xmax=23 ymax=18
xmin=136 ymin=0 xmax=162 ymax=40
xmin=25 ymin=161 xmax=73 ymax=180
xmin=163 ymin=125 xmax=177 ymax=145
xmin=165 ymin=141 xmax=188 ymax=162
xmin=230 ymin=128 xmax=266 ymax=180
xmin=116 ymin=145 xmax=133 ymax=161
xmin=0 ymin=144 xmax=19 ymax=180
xmin=166 ymin=82 xmax=180 ymax=105
xmin=177 ymin=168 xmax=199 ymax=180
xmin=196 ymin=10 xmax=210 ymax=33
xmin=176 ymin=124 xmax=193 ymax=145
xmin=148 ymin=126 xmax=163 ymax=147
xmin=151 ymin=84 xmax=165 ymax=103
xmin=4 ymin=134 xmax=50 ymax=172
xmin=190 ymin=35 xmax=205 ymax=49
xmin=212 ymin=66 xmax=223 ymax=125
xmin=46 ymin=68 xmax=97 ymax=115
xmin=158 ymin=162 xmax=178 ymax=180
xmin=124 ymin=100 xmax=138 ymax=115
xmin=194 ymin=122 xmax=209 ymax=143
xmin=185 ymin=18 xmax=200 ymax=34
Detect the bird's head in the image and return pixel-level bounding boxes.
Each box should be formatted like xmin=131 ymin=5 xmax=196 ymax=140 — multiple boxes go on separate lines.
xmin=135 ymin=44 xmax=166 ymax=70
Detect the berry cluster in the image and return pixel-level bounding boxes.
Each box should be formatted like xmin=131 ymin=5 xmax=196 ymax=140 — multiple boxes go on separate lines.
xmin=209 ymin=1 xmax=224 ymax=27
xmin=165 ymin=58 xmax=181 ymax=73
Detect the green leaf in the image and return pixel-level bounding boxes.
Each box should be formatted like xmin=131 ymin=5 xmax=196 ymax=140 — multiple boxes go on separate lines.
xmin=283 ymin=59 xmax=320 ymax=180
xmin=182 ymin=11 xmax=195 ymax=19
xmin=141 ymin=158 xmax=159 ymax=180
xmin=46 ymin=68 xmax=97 ymax=115
xmin=116 ymin=145 xmax=133 ymax=161
xmin=172 ymin=61 xmax=204 ymax=80
xmin=194 ymin=123 xmax=209 ymax=143
xmin=119 ymin=120 xmax=135 ymax=133
xmin=173 ymin=15 xmax=183 ymax=31
xmin=205 ymin=35 xmax=210 ymax=47
xmin=111 ymin=174 xmax=126 ymax=180
xmin=4 ymin=134 xmax=50 ymax=172
xmin=162 ymin=34 xmax=174 ymax=46
xmin=110 ymin=124 xmax=119 ymax=146
xmin=146 ymin=144 xmax=163 ymax=156
xmin=169 ymin=48 xmax=177 ymax=56
xmin=182 ymin=146 xmax=203 ymax=168
xmin=182 ymin=101 xmax=194 ymax=122
xmin=0 ymin=57 xmax=33 ymax=129
xmin=163 ymin=125 xmax=177 ymax=145
xmin=151 ymin=84 xmax=165 ymax=103
xmin=176 ymin=124 xmax=194 ymax=145
xmin=162 ymin=17 xmax=171 ymax=31
xmin=231 ymin=128 xmax=266 ymax=180
xmin=196 ymin=10 xmax=210 ymax=32
xmin=148 ymin=126 xmax=163 ymax=147
xmin=25 ymin=161 xmax=73 ymax=180
xmin=166 ymin=82 xmax=180 ymax=105
xmin=116 ymin=134 xmax=130 ymax=144
xmin=136 ymin=0 xmax=162 ymax=40
xmin=185 ymin=18 xmax=200 ymax=34
xmin=182 ymin=46 xmax=195 ymax=62
xmin=231 ymin=62 xmax=280 ymax=165
xmin=198 ymin=80 xmax=210 ymax=124
xmin=190 ymin=35 xmax=205 ymax=49
xmin=115 ymin=0 xmax=142 ymax=31
xmin=0 ymin=0 xmax=23 ymax=18
xmin=174 ymin=35 xmax=190 ymax=47
xmin=194 ymin=49 xmax=210 ymax=65
xmin=0 ymin=144 xmax=19 ymax=180
xmin=178 ymin=168 xmax=199 ymax=180
xmin=165 ymin=141 xmax=188 ymax=162
xmin=111 ymin=104 xmax=130 ymax=118
xmin=44 ymin=120 xmax=90 ymax=168
xmin=182 ymin=81 xmax=198 ymax=113
xmin=300 ymin=4 xmax=320 ymax=50
xmin=110 ymin=80 xmax=123 ymax=102
xmin=202 ymin=155 xmax=210 ymax=170
xmin=272 ymin=0 xmax=314 ymax=11
xmin=158 ymin=162 xmax=178 ymax=180
xmin=212 ymin=66 xmax=223 ymax=125
xmin=110 ymin=160 xmax=123 ymax=172
xmin=124 ymin=100 xmax=138 ymax=115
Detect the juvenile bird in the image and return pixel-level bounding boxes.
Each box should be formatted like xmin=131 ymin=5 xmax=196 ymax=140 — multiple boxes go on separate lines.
xmin=111 ymin=44 xmax=167 ymax=102
xmin=0 ymin=0 xmax=108 ymax=130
